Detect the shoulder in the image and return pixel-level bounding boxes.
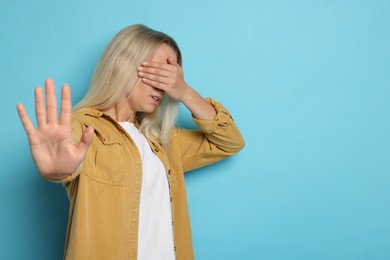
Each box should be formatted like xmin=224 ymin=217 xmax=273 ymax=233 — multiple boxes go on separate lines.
xmin=72 ymin=107 xmax=124 ymax=144
xmin=71 ymin=108 xmax=110 ymax=128
xmin=72 ymin=108 xmax=103 ymax=121
xmin=71 ymin=108 xmax=106 ymax=139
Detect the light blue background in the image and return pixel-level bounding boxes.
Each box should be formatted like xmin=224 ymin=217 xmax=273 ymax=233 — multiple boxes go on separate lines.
xmin=1 ymin=0 xmax=389 ymax=259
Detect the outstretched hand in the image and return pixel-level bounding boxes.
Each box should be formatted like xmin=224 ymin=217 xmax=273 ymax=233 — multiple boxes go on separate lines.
xmin=17 ymin=79 xmax=94 ymax=180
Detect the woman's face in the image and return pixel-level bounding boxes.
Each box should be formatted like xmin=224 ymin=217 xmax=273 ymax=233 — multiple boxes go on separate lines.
xmin=127 ymin=43 xmax=177 ymax=114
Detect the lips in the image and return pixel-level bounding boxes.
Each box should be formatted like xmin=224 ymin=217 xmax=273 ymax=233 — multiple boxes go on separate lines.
xmin=151 ymin=95 xmax=161 ymax=102
xmin=151 ymin=95 xmax=162 ymax=105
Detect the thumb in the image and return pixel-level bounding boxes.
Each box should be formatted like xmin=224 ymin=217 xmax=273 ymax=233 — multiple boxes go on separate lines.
xmin=77 ymin=126 xmax=94 ymax=155
xmin=167 ymin=56 xmax=177 ymax=65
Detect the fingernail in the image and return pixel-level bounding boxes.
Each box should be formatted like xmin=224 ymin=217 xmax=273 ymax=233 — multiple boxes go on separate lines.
xmin=142 ymin=62 xmax=147 ymax=65
xmin=138 ymin=67 xmax=143 ymax=71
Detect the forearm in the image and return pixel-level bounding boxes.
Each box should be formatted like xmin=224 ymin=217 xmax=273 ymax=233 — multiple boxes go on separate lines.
xmin=180 ymin=85 xmax=217 ymax=120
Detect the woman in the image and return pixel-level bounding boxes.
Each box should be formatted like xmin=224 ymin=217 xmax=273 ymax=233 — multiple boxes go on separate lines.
xmin=17 ymin=24 xmax=244 ymax=260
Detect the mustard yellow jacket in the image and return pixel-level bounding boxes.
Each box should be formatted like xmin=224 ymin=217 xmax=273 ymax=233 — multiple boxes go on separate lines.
xmin=51 ymin=98 xmax=244 ymax=260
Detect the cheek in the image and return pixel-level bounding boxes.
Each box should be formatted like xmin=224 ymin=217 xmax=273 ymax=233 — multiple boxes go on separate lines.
xmin=130 ymin=84 xmax=153 ymax=103
xmin=132 ymin=81 xmax=148 ymax=95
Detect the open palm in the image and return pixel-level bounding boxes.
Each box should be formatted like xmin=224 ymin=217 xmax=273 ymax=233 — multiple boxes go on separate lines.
xmin=17 ymin=79 xmax=94 ymax=181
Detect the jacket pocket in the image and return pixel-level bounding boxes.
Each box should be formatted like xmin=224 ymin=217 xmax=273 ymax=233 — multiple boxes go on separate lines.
xmin=84 ymin=131 xmax=126 ymax=186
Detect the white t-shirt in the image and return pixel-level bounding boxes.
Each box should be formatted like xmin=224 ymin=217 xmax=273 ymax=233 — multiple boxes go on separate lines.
xmin=118 ymin=122 xmax=175 ymax=260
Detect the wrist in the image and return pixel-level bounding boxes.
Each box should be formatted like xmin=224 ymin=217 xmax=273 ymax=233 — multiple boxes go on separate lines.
xmin=179 ymin=84 xmax=196 ymax=104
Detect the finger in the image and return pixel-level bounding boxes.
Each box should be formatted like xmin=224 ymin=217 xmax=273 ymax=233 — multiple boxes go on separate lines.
xmin=141 ymin=61 xmax=173 ymax=71
xmin=138 ymin=71 xmax=169 ymax=84
xmin=45 ymin=78 xmax=58 ymax=124
xmin=17 ymin=103 xmax=36 ymax=137
xmin=141 ymin=78 xmax=167 ymax=92
xmin=60 ymin=84 xmax=72 ymax=126
xmin=35 ymin=86 xmax=46 ymax=127
xmin=77 ymin=126 xmax=94 ymax=155
xmin=138 ymin=66 xmax=171 ymax=78
xmin=167 ymin=56 xmax=178 ymax=65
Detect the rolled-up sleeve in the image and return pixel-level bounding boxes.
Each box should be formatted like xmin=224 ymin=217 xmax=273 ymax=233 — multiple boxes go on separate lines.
xmin=173 ymin=98 xmax=245 ymax=172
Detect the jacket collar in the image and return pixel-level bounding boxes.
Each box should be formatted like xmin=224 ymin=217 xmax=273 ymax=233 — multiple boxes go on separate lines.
xmin=79 ymin=108 xmax=104 ymax=118
xmin=80 ymin=108 xmax=140 ymax=128
xmin=79 ymin=107 xmax=142 ymax=128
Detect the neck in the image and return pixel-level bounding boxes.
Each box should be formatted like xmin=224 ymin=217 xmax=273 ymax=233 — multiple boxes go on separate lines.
xmin=102 ymin=104 xmax=136 ymax=123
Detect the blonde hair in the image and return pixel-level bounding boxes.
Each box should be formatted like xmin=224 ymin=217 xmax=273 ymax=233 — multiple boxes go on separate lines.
xmin=74 ymin=24 xmax=182 ymax=146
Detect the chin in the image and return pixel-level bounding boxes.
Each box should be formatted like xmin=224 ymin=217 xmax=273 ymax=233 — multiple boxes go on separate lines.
xmin=142 ymin=106 xmax=157 ymax=114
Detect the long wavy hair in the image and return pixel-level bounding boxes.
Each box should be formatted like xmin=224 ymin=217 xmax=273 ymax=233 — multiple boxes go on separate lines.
xmin=74 ymin=24 xmax=182 ymax=146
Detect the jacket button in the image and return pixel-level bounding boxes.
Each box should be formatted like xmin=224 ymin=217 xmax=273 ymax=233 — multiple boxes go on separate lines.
xmin=168 ymin=170 xmax=171 ymax=175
